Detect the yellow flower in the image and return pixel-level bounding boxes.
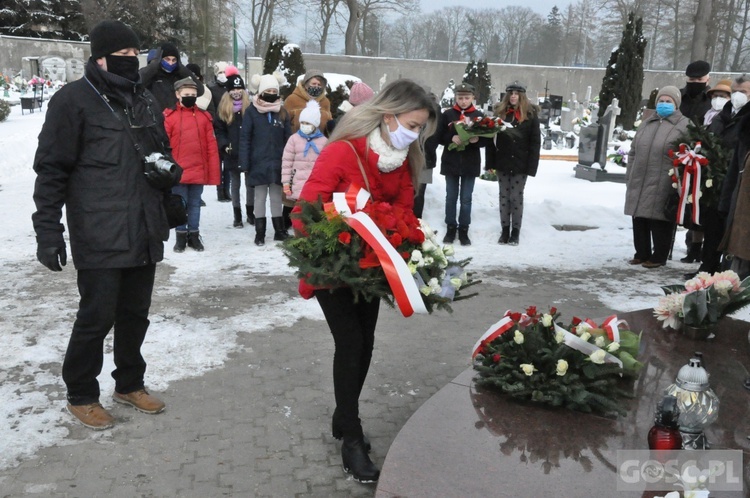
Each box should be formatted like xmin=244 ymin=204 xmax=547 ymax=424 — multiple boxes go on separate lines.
xmin=520 ymin=363 xmax=536 ymax=376
xmin=450 ymin=277 xmax=462 ymax=290
xmin=556 ymin=359 xmax=568 ymax=376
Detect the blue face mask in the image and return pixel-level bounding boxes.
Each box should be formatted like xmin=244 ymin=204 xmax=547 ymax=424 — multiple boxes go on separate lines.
xmin=161 ymin=59 xmax=177 ymax=73
xmin=656 ymin=102 xmax=675 ymax=118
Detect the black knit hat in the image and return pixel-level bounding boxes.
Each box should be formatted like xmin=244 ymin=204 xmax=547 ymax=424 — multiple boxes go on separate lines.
xmin=685 ymin=60 xmax=710 ymax=78
xmin=89 ymin=20 xmax=140 ymax=59
xmin=505 ymin=81 xmax=526 ymax=93
xmin=225 ymin=74 xmax=245 ymax=90
xmin=160 ymin=42 xmax=180 ymax=59
xmin=186 ymin=63 xmax=202 ymax=79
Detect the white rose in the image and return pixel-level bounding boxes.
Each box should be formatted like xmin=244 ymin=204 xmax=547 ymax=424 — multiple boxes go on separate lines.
xmin=410 ymin=250 xmax=423 ymax=263
xmin=428 ymin=278 xmax=441 ymax=294
xmin=514 ymin=330 xmax=524 ymax=344
xmin=688 ymin=194 xmax=693 ymax=203
xmin=580 ymin=331 xmax=591 ymax=342
xmin=450 ymin=277 xmax=463 ymax=290
xmin=424 ymin=255 xmax=434 ymax=266
xmin=554 ymin=329 xmax=565 ymax=344
xmin=589 ymin=349 xmax=606 ymax=364
xmin=541 ymin=314 xmax=553 ymax=327
xmin=705 ymin=178 xmax=713 ymax=188
xmin=520 ymin=363 xmax=536 ymax=376
xmin=556 ymin=359 xmax=568 ymax=376
xmin=607 ymin=342 xmax=620 ymax=352
xmin=595 ymin=336 xmax=606 ymax=347
xmin=407 ymin=261 xmax=418 ymax=275
xmin=420 ymin=286 xmax=431 ymax=296
xmin=672 ymin=182 xmax=678 ymax=189
xmin=422 ymin=240 xmax=437 ymax=252
xmin=443 ymin=245 xmax=455 ymax=256
xmin=668 ymin=168 xmax=674 ymax=175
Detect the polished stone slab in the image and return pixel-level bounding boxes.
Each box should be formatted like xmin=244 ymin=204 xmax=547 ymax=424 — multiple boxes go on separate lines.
xmin=376 ymin=310 xmax=750 ymax=497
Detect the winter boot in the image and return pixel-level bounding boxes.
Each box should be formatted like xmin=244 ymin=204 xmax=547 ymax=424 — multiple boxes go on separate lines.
xmin=254 ymin=218 xmax=267 ymax=246
xmin=233 ymin=207 xmax=244 ymax=228
xmin=217 ymin=186 xmax=229 ymax=202
xmin=342 ymin=436 xmax=380 ymax=483
xmin=272 ymin=217 xmax=290 ymax=241
xmin=246 ymin=205 xmax=255 ymax=226
xmin=508 ymin=227 xmax=520 ymax=246
xmin=282 ymin=205 xmax=293 ymax=230
xmin=443 ymin=225 xmax=457 ymax=244
xmin=498 ymin=226 xmax=510 ymax=244
xmin=173 ymin=231 xmax=187 ymax=253
xmin=187 ymin=231 xmax=204 ymax=251
xmin=458 ymin=226 xmax=471 ymax=246
xmin=680 ymin=242 xmax=702 ymax=263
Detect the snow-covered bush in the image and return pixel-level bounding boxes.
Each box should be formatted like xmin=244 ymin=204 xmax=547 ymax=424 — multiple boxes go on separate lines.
xmin=0 ymin=99 xmax=10 ymax=122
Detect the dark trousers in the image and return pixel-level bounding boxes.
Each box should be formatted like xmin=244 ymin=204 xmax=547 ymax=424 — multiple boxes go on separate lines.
xmin=632 ymin=217 xmax=675 ymax=265
xmin=413 ymin=183 xmax=427 ymax=218
xmin=63 ymin=265 xmax=156 ymax=405
xmin=698 ymin=207 xmax=725 ymax=273
xmin=315 ymin=288 xmax=380 ymax=439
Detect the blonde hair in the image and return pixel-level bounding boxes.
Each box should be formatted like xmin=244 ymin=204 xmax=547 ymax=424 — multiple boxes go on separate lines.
xmin=218 ymin=90 xmax=250 ymax=125
xmin=329 ymin=79 xmax=438 ymax=187
xmin=494 ymin=91 xmax=536 ymax=123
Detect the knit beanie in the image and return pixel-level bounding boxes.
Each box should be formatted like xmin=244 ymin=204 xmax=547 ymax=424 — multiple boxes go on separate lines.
xmin=299 ymin=100 xmax=321 ymax=127
xmin=657 ymin=86 xmax=682 ymax=108
xmin=349 ymin=82 xmax=374 ymax=106
xmin=213 ymin=61 xmax=228 ymax=76
xmin=226 ymin=74 xmax=245 ymax=90
xmin=89 ymin=20 xmax=140 ymax=59
xmin=160 ymin=42 xmax=180 ymax=59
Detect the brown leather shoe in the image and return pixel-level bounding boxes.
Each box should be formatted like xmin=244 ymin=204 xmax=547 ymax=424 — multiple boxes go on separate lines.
xmin=113 ymin=389 xmax=165 ymax=414
xmin=67 ymin=402 xmax=115 ymax=430
xmin=628 ymin=258 xmax=643 ymax=265
xmin=642 ymin=261 xmax=664 ymax=268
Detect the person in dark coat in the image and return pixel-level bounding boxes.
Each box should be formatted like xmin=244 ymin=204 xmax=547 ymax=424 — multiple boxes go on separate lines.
xmin=438 ymin=82 xmax=487 ymax=245
xmin=214 ymin=72 xmax=253 ymax=228
xmin=485 ymin=81 xmax=541 ymax=245
xmin=139 ymin=42 xmax=204 ymax=112
xmin=238 ymin=72 xmax=292 ymax=245
xmin=31 ymin=20 xmax=182 ymax=430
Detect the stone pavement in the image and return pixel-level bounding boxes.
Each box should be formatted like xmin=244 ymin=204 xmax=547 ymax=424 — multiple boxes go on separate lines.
xmin=0 ymin=264 xmax=689 ymax=497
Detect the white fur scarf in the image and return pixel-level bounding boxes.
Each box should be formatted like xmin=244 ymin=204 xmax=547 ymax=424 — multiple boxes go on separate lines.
xmin=368 ymin=128 xmax=408 ymax=173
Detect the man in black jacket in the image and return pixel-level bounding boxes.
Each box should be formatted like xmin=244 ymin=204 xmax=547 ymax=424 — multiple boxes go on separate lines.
xmin=139 ymin=42 xmax=204 ymax=112
xmin=32 ymin=20 xmax=182 ymax=430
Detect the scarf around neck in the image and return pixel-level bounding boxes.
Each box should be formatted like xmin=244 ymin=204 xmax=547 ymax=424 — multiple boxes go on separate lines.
xmin=453 ymin=103 xmax=477 ymax=121
xmin=252 ymin=94 xmax=281 ymax=114
xmin=298 ymin=129 xmax=324 ymax=156
xmin=368 ymin=128 xmax=408 ymax=173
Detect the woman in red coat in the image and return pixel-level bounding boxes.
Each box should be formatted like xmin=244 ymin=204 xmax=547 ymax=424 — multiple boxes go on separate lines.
xmin=164 ymin=77 xmax=220 ymax=252
xmin=294 ymin=79 xmax=437 ymax=483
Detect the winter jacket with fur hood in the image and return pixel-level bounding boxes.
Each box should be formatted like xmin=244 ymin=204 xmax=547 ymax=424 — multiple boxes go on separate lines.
xmin=164 ymin=104 xmax=221 ymax=185
xmin=624 ymin=111 xmax=690 ymax=221
xmin=284 ymin=82 xmax=333 ymax=133
xmin=281 ymin=132 xmax=328 ymax=200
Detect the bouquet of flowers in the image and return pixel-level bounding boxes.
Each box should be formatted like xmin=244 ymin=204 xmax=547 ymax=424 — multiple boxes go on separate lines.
xmin=607 ymin=146 xmax=628 ymax=167
xmin=654 ymin=270 xmax=750 ymax=329
xmin=473 ymin=307 xmax=642 ymax=417
xmin=284 ymin=195 xmax=478 ymax=313
xmin=449 ymin=115 xmax=510 ymax=151
xmin=480 ymin=169 xmax=498 ymax=182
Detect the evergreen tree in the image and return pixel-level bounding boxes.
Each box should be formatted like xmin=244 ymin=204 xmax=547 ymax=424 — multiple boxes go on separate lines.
xmin=262 ymin=35 xmax=287 ymax=76
xmin=462 ymin=59 xmax=492 ymax=108
xmin=277 ymin=44 xmax=306 ymax=99
xmin=440 ymin=79 xmax=456 ymax=108
xmin=597 ymin=12 xmax=646 ymax=130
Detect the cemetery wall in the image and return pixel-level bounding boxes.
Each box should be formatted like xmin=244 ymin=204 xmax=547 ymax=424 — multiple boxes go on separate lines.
xmin=1 ymin=36 xmax=743 ymax=102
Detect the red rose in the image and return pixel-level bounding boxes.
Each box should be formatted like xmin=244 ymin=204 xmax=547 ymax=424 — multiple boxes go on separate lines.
xmin=338 ymin=232 xmax=351 ymax=245
xmin=572 ymin=316 xmax=582 ymax=325
xmin=550 ymin=306 xmax=557 ymax=315
xmin=388 ymin=233 xmax=403 ymax=247
xmin=359 ymin=250 xmax=381 ymax=269
xmin=526 ymin=306 xmax=537 ymax=316
xmin=492 ymin=353 xmax=501 ymax=363
xmin=509 ymin=312 xmax=522 ymax=322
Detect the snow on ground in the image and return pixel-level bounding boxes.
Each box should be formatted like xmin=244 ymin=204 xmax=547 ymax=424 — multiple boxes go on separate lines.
xmin=0 ymin=98 xmax=745 ymax=470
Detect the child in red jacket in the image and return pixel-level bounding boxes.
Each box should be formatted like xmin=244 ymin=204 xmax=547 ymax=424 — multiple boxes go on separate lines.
xmin=164 ymin=77 xmax=221 ymax=252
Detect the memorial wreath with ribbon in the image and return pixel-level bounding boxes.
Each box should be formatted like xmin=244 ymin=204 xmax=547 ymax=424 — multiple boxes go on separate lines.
xmin=472 ymin=307 xmax=643 ymax=416
xmin=284 ymin=185 xmax=478 ymax=316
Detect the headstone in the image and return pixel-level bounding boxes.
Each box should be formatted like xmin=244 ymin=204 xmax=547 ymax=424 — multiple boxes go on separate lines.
xmin=41 ymin=56 xmax=66 ymax=82
xmin=601 ymin=98 xmax=621 ymax=145
xmin=560 ymin=106 xmax=572 ymax=132
xmin=577 ymin=125 xmax=600 ymax=166
xmin=66 ymin=58 xmax=85 ymax=82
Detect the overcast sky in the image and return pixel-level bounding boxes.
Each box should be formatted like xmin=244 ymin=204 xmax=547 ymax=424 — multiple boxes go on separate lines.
xmin=421 ymin=0 xmax=562 ymax=15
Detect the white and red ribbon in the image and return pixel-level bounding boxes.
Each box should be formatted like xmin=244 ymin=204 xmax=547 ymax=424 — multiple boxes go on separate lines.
xmin=554 ymin=322 xmax=623 ymax=368
xmin=326 ymin=185 xmax=427 ymax=318
xmin=471 ymin=315 xmax=515 ymax=359
xmin=674 ymin=142 xmax=708 ymax=225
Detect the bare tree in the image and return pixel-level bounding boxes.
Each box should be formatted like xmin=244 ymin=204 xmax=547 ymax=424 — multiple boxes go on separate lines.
xmin=690 ymin=0 xmax=713 ymax=60
xmin=238 ymin=0 xmax=294 ymax=56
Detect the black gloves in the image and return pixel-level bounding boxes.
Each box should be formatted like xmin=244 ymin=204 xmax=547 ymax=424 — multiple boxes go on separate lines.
xmin=144 ymin=153 xmax=183 ymax=189
xmin=145 ymin=167 xmax=179 ymax=190
xmin=37 ymin=245 xmax=67 ymax=271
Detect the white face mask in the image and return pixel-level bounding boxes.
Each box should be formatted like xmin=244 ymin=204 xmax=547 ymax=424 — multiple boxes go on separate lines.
xmin=217 ymin=74 xmax=227 ymax=84
xmin=300 ymin=124 xmax=316 ymax=135
xmin=731 ymin=91 xmax=748 ymax=110
xmin=711 ymin=96 xmax=729 ymax=111
xmin=388 ymin=115 xmax=420 ymax=150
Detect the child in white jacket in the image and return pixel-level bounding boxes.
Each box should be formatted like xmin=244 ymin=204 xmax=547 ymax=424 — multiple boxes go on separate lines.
xmin=282 ymin=100 xmax=328 ymax=201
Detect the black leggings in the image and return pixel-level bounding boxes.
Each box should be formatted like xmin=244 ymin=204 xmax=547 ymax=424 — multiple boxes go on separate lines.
xmin=315 ymin=288 xmax=380 ymax=439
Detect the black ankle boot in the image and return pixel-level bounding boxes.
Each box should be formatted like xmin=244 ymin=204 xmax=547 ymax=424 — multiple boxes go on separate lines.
xmin=332 ymin=420 xmax=371 ymax=452
xmin=246 ymin=205 xmax=255 ymax=226
xmin=282 ymin=205 xmax=293 ymax=230
xmin=254 ymin=218 xmax=266 ymax=246
xmin=233 ymin=207 xmax=243 ymax=228
xmin=187 ymin=231 xmax=204 ymax=251
xmin=342 ymin=437 xmax=380 ymax=483
xmin=680 ymin=242 xmax=702 ymax=263
xmin=508 ymin=227 xmax=520 ymax=245
xmin=458 ymin=226 xmax=471 ymax=246
xmin=272 ymin=216 xmax=290 ymax=241
xmin=498 ymin=226 xmax=510 ymax=244
xmin=173 ymin=231 xmax=187 ymax=253
xmin=443 ymin=225 xmax=457 ymax=243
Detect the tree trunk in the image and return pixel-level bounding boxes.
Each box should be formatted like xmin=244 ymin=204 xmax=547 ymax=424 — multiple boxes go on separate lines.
xmin=690 ymin=0 xmax=712 ymax=61
xmin=718 ymin=0 xmax=735 ymax=71
xmin=671 ymin=0 xmax=680 ymax=70
xmin=731 ymin=0 xmax=750 ymax=71
xmin=344 ymin=0 xmax=360 ymax=55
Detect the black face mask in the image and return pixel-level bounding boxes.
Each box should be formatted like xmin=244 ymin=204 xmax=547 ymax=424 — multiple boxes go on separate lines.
xmin=306 ymin=86 xmax=323 ymax=97
xmin=260 ymin=92 xmax=280 ymax=103
xmin=685 ymin=81 xmax=707 ymax=97
xmin=181 ymin=96 xmax=197 ymax=108
xmin=105 ymin=55 xmax=140 ymax=82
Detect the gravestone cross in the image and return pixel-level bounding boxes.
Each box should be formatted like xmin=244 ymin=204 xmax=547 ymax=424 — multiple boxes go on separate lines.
xmin=602 ymin=98 xmax=621 ymax=145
